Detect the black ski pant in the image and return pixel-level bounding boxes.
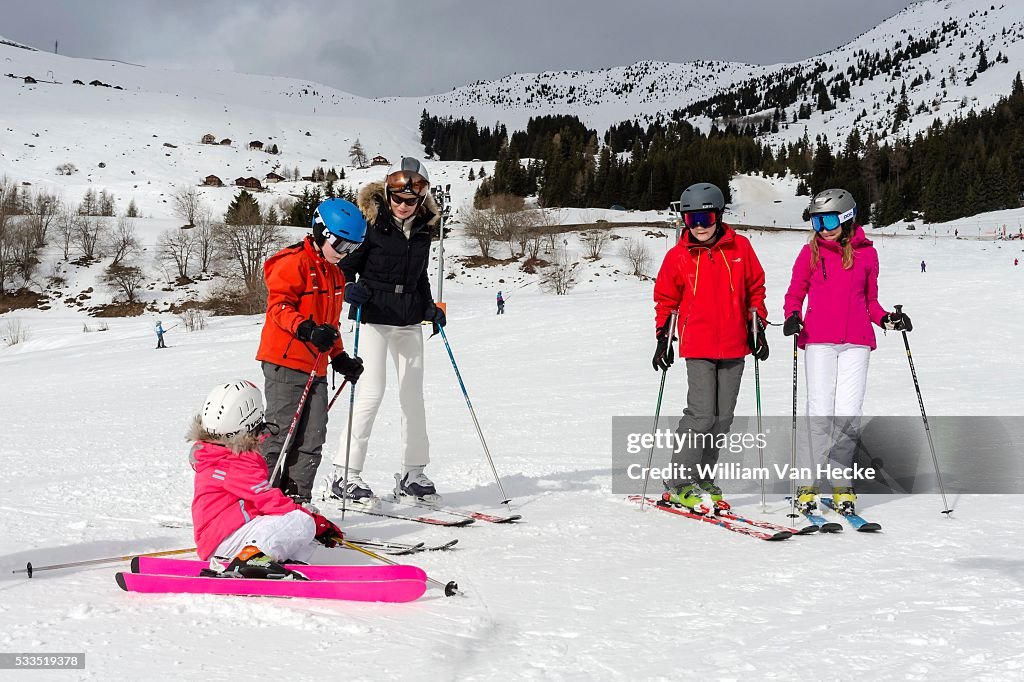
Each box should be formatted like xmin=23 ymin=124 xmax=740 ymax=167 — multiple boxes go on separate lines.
xmin=259 ymin=362 xmax=329 ymax=503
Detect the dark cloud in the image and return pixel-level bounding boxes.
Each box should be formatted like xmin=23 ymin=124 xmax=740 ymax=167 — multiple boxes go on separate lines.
xmin=2 ymin=0 xmax=918 ymax=97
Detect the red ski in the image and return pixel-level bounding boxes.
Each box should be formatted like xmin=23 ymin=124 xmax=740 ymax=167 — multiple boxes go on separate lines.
xmin=628 ymin=496 xmax=792 ymax=541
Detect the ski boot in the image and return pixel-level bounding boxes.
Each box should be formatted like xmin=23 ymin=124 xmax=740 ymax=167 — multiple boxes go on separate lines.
xmin=832 ymin=486 xmax=857 ymax=515
xmin=795 ymin=485 xmax=820 ymax=514
xmin=698 ymin=480 xmax=731 ymax=512
xmin=395 ymin=467 xmax=442 ymax=505
xmin=329 ymin=472 xmax=377 ymax=507
xmin=206 ymin=546 xmax=308 ymax=580
xmin=662 ymin=482 xmax=707 ymax=513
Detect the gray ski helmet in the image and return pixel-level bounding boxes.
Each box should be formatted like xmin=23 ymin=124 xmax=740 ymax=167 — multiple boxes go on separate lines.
xmin=385 ymin=157 xmax=430 ymax=196
xmin=807 ymin=188 xmax=857 ymax=219
xmin=679 ymin=183 xmax=725 ymax=214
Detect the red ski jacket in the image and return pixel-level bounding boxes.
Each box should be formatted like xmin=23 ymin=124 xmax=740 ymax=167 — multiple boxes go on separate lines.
xmin=653 ymin=224 xmax=767 ymax=359
xmin=256 ymin=236 xmax=347 ymax=376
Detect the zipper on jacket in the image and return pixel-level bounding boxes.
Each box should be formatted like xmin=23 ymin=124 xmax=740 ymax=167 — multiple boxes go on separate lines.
xmin=822 ymin=258 xmax=828 ymax=280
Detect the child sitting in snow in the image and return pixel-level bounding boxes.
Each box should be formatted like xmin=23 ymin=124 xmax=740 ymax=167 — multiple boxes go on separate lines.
xmin=188 ymin=380 xmax=344 ymax=579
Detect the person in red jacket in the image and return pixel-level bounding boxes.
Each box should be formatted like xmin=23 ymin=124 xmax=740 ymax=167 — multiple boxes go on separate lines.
xmin=256 ymin=199 xmax=367 ymax=504
xmin=189 ymin=380 xmax=344 ymax=578
xmin=652 ymin=182 xmax=768 ymax=511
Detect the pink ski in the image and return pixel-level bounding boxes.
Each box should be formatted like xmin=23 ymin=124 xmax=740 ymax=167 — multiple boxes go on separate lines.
xmin=132 ymin=556 xmax=426 ymax=582
xmin=116 ymin=571 xmax=426 ymax=602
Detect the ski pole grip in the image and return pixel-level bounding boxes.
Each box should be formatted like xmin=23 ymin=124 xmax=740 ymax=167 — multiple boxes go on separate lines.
xmin=894 ymin=304 xmax=903 ymax=314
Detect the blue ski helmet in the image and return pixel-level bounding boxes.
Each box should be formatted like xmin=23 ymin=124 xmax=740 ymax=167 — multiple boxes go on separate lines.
xmin=312 ymin=198 xmax=366 ymax=249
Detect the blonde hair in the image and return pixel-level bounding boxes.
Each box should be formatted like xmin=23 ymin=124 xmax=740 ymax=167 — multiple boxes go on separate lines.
xmin=809 ymin=227 xmax=854 ymax=270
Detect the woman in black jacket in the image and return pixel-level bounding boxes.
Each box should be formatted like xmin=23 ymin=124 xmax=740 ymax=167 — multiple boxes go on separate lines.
xmin=330 ymin=158 xmax=446 ymax=503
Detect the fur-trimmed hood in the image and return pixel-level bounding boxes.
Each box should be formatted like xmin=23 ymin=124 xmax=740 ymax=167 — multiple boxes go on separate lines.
xmin=357 ymin=181 xmax=440 ymax=228
xmin=186 ymin=415 xmax=260 ymax=457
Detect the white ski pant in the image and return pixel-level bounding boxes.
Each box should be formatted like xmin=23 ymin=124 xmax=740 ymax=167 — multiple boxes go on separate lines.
xmin=213 ymin=510 xmax=317 ymax=563
xmin=803 ymin=343 xmax=871 ymax=486
xmin=333 ymin=322 xmax=429 ymax=474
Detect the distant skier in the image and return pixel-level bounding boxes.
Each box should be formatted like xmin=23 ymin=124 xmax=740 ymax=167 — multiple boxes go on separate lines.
xmin=653 ymin=182 xmax=768 ymax=513
xmin=496 ymin=290 xmax=505 ymax=315
xmin=155 ymin=321 xmax=167 ymax=349
xmin=920 ymin=260 xmax=926 ymax=273
xmin=783 ymin=189 xmax=910 ymax=516
xmin=189 ymin=380 xmax=345 ymax=579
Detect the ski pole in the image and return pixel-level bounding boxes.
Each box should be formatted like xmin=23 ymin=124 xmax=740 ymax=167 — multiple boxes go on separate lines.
xmin=639 ymin=309 xmax=679 ymax=512
xmin=269 ymin=352 xmax=324 ymax=488
xmin=894 ymin=304 xmax=953 ymax=515
xmin=750 ymin=308 xmax=766 ymax=512
xmin=326 ymin=379 xmax=350 ymax=412
xmin=340 ymin=539 xmax=461 ymax=597
xmin=13 ymin=547 xmax=196 ymax=578
xmin=438 ymin=325 xmax=511 ymax=506
xmin=788 ymin=335 xmax=799 ymax=519
xmin=340 ymin=305 xmax=363 ymax=521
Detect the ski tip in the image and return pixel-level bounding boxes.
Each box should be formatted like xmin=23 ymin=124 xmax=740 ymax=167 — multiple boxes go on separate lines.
xmin=769 ymin=531 xmax=794 ymax=541
xmin=115 ymin=572 xmax=128 ymax=591
xmin=493 ymin=515 xmax=522 ymax=523
xmin=796 ymin=525 xmax=820 ymax=535
xmin=856 ymin=523 xmax=882 ymax=532
xmin=130 ymin=556 xmax=141 ymax=573
xmin=453 ymin=517 xmax=476 ymax=527
xmin=820 ymin=523 xmax=844 ymax=533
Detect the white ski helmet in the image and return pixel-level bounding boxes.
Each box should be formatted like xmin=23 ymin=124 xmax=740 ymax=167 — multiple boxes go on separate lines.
xmin=201 ymin=380 xmax=265 ymax=437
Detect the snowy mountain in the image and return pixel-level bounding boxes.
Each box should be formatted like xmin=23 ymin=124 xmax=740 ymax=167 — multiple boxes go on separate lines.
xmin=3 ymin=0 xmax=1024 ymax=224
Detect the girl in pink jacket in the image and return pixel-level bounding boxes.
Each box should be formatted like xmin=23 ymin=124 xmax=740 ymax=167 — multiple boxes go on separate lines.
xmin=782 ymin=189 xmax=911 ymax=515
xmin=189 ymin=380 xmax=344 ymax=579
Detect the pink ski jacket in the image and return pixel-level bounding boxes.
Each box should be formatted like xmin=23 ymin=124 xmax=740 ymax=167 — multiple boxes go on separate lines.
xmin=783 ymin=225 xmax=888 ymax=350
xmin=189 ymin=436 xmax=309 ymax=559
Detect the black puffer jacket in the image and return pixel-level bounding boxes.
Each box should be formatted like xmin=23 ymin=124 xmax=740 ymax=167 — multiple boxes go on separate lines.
xmin=342 ymin=181 xmax=440 ymax=326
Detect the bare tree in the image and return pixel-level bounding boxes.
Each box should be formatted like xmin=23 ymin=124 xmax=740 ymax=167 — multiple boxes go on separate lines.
xmin=55 ymin=207 xmax=79 ymax=260
xmin=622 ymin=238 xmax=652 ymax=278
xmin=157 ymin=227 xmax=197 ymax=279
xmin=102 ymin=264 xmax=146 ymax=303
xmin=193 ymin=213 xmax=216 ymax=272
xmin=525 ymin=230 xmax=544 ymax=261
xmin=459 ymin=204 xmax=497 ymax=259
xmin=214 ymin=220 xmax=283 ymax=292
xmin=540 ymin=247 xmax=579 ymax=295
xmin=178 ymin=308 xmax=207 ymax=332
xmin=582 ymin=229 xmax=612 ymax=259
xmin=9 ymin=218 xmax=39 ymax=281
xmin=172 ymin=185 xmax=202 ymax=227
xmin=106 ymin=216 xmax=141 ymax=266
xmin=55 ymin=162 xmax=77 ymax=176
xmin=3 ymin=318 xmax=29 ymax=346
xmin=490 ymin=194 xmax=528 ymax=257
xmin=74 ymin=216 xmax=109 ymax=260
xmin=27 ymin=190 xmax=60 ymax=247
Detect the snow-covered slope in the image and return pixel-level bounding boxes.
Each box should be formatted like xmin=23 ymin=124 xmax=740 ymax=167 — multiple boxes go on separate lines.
xmin=1 ymin=227 xmax=1022 ymax=679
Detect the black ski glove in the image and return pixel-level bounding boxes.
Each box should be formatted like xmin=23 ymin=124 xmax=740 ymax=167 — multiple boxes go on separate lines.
xmin=344 ymin=281 xmax=371 ymax=306
xmin=331 ymin=351 xmax=364 ymax=384
xmin=783 ymin=312 xmax=803 ymax=337
xmin=748 ymin=316 xmax=769 ymax=361
xmin=425 ymin=303 xmax=447 ymax=328
xmin=882 ymin=311 xmax=912 ymax=332
xmin=296 ymin=319 xmax=339 ymax=352
xmin=653 ymin=318 xmax=675 ymax=371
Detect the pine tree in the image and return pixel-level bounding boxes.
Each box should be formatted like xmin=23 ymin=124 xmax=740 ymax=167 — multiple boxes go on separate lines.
xmin=225 ymin=190 xmax=262 ymax=225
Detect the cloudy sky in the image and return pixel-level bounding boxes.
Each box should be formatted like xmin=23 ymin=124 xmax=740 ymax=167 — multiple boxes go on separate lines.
xmin=3 ymin=0 xmax=919 ymax=98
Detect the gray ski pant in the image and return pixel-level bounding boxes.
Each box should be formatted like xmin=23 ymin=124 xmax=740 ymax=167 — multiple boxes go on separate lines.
xmin=259 ymin=362 xmax=329 ymax=503
xmin=665 ymin=358 xmax=745 ymax=490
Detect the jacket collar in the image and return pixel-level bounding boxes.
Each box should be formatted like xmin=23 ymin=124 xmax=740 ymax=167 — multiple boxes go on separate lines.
xmin=357 ymin=180 xmax=440 ymax=231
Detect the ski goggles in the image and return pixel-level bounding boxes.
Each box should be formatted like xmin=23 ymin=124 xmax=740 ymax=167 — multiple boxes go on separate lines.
xmin=683 ymin=210 xmax=718 ymax=228
xmin=809 ymin=207 xmax=856 ymax=232
xmin=387 ymin=191 xmax=422 ymax=207
xmin=385 ymin=170 xmax=429 ymax=197
xmin=329 ymin=236 xmax=361 ymax=255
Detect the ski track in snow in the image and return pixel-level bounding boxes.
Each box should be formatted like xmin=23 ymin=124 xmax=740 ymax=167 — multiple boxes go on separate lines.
xmin=2 ymin=220 xmax=1024 ymax=678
